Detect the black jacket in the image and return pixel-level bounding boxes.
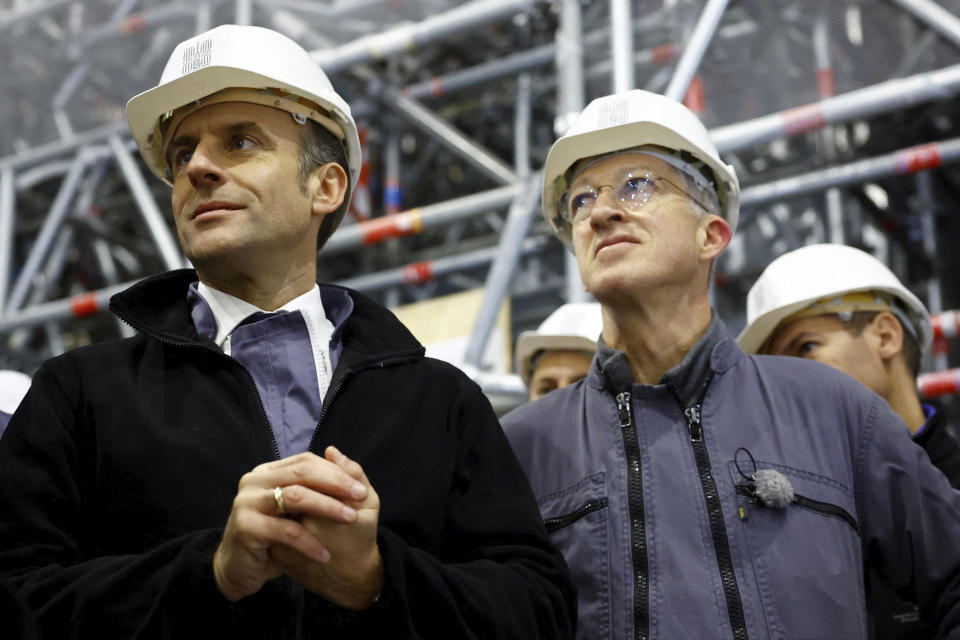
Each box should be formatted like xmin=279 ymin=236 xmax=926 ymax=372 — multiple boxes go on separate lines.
xmin=869 ymin=405 xmax=960 ymax=640
xmin=915 ymin=406 xmax=960 ymax=488
xmin=0 ymin=269 xmax=576 ymax=639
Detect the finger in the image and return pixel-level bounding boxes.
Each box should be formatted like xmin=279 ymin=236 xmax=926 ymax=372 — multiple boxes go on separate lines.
xmin=325 ymin=446 xmax=370 ymax=488
xmin=238 ymin=509 xmax=332 ymax=564
xmin=270 ymin=485 xmax=357 ymax=523
xmin=246 ymin=453 xmax=366 ymax=502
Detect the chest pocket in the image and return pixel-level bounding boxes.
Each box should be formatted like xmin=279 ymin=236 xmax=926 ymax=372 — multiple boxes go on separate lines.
xmin=729 ymin=460 xmax=864 ymax=640
xmin=538 ymin=472 xmax=610 ymax=639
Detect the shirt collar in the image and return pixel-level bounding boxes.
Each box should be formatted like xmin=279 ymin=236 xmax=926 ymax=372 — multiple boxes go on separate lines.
xmin=190 ymin=281 xmax=326 ymax=349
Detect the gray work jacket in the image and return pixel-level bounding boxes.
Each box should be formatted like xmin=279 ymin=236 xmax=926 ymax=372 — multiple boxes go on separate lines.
xmin=502 ymin=315 xmax=960 ymax=639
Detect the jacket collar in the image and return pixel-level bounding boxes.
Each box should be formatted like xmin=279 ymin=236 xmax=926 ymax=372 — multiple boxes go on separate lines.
xmin=594 ymin=310 xmax=742 ymax=408
xmin=108 ymin=269 xmax=424 ymax=371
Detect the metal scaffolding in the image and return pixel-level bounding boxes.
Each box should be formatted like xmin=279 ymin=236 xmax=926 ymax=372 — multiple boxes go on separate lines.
xmin=2 ymin=0 xmax=960 ymax=403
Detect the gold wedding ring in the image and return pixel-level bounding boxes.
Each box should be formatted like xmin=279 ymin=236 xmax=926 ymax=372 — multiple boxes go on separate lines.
xmin=273 ymin=486 xmax=286 ymax=516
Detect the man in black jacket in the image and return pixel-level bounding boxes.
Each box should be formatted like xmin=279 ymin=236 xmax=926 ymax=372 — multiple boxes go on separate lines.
xmin=739 ymin=242 xmax=960 ymax=639
xmin=0 ymin=24 xmax=575 ymax=639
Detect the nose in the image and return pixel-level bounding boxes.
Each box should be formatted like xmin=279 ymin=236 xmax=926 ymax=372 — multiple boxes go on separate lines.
xmin=588 ymin=186 xmax=625 ymax=226
xmin=185 ymin=141 xmax=225 ymax=189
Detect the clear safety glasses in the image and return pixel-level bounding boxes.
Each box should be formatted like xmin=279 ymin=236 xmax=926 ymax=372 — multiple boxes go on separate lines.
xmin=560 ymin=169 xmax=711 ymax=225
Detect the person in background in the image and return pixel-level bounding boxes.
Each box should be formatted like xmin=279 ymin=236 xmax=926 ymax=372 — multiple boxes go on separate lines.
xmin=739 ymin=241 xmax=960 ymax=639
xmin=0 ymin=370 xmax=31 ymax=437
xmin=0 ymin=24 xmax=575 ymax=639
xmin=515 ymin=302 xmax=602 ymax=401
xmin=502 ymin=88 xmax=960 ymax=639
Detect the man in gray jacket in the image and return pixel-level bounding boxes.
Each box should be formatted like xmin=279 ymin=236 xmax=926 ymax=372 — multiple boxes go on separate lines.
xmin=502 ymin=89 xmax=960 ymax=639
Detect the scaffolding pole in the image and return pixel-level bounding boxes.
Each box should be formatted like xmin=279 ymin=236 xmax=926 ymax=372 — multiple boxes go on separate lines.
xmin=0 ymin=121 xmax=128 ymax=171
xmin=465 ymin=72 xmax=537 ymax=368
xmin=888 ymin=0 xmax=960 ymax=50
xmin=740 ymin=136 xmax=960 ymax=206
xmin=108 ymin=136 xmax=184 ymax=270
xmin=813 ymin=12 xmax=844 ymax=245
xmin=664 ymin=0 xmax=729 ymax=102
xmin=558 ymin=0 xmax=589 ymax=303
xmin=404 ymin=26 xmax=678 ymax=102
xmin=464 ymin=177 xmax=540 ymax=368
xmin=6 ymin=152 xmax=87 ymax=312
xmin=404 ymin=43 xmax=556 ymax=100
xmin=383 ymin=89 xmax=518 ymax=185
xmin=310 ymin=0 xmax=537 ymax=73
xmin=337 ymin=236 xmax=548 ymax=293
xmin=0 ymin=281 xmax=134 ymax=334
xmin=323 ymin=184 xmax=522 ymax=254
xmin=0 ymin=168 xmax=14 ymax=309
xmin=75 ymin=4 xmax=196 ymax=49
xmin=610 ymin=0 xmax=634 ymax=93
xmin=710 ymin=64 xmax=960 ymax=153
xmin=918 ymin=368 xmax=960 ymax=398
xmin=0 ymin=0 xmax=70 ymax=31
xmin=932 ymin=311 xmax=960 ymax=340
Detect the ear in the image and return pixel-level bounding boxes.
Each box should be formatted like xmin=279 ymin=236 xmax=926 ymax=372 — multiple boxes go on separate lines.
xmin=868 ymin=312 xmax=904 ymax=362
xmin=307 ymin=162 xmax=348 ymax=218
xmin=697 ymin=214 xmax=732 ymax=263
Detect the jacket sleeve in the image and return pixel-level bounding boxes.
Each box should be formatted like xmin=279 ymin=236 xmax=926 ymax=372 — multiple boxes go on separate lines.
xmin=857 ymin=391 xmax=960 ymax=635
xmin=332 ymin=382 xmax=577 ymax=639
xmin=0 ymin=360 xmax=300 ymax=638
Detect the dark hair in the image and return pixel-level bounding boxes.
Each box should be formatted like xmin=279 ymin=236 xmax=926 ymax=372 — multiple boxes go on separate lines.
xmin=841 ymin=311 xmax=922 ymax=378
xmin=298 ymin=120 xmax=350 ymax=250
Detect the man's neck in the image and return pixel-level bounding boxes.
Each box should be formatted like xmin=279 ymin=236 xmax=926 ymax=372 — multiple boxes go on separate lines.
xmin=884 ymin=368 xmax=928 ymax=434
xmin=600 ymin=288 xmax=713 ymax=385
xmin=196 ymin=260 xmax=318 ymax=311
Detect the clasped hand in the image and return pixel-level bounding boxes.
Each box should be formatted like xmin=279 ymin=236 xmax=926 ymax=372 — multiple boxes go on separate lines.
xmin=213 ymin=446 xmax=383 ymax=610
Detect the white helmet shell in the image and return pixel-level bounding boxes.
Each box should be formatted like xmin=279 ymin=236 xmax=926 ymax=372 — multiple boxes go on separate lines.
xmin=737 ymin=243 xmax=932 ymax=355
xmin=126 ymin=24 xmax=361 ymax=210
xmin=515 ymin=302 xmax=603 ymax=387
xmin=0 ymin=370 xmax=31 ymax=416
xmin=542 ymin=89 xmax=739 ymax=247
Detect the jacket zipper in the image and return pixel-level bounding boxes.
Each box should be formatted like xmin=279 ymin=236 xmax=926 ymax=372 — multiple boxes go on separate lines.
xmin=616 ymin=391 xmax=650 ymax=640
xmin=682 ymin=377 xmax=749 ymax=640
xmin=735 ymin=484 xmax=860 ymax=534
xmin=543 ymin=498 xmax=608 ymax=534
xmin=307 ymin=371 xmax=351 ymax=453
xmin=114 ymin=313 xmax=280 ymax=458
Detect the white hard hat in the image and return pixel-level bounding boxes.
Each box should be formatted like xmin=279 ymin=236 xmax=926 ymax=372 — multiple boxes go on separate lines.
xmin=738 ymin=243 xmax=932 ymax=355
xmin=542 ymin=89 xmax=739 ymax=247
xmin=515 ymin=303 xmax=603 ymax=386
xmin=126 ymin=24 xmax=361 ymax=238
xmin=0 ymin=370 xmax=31 ymax=416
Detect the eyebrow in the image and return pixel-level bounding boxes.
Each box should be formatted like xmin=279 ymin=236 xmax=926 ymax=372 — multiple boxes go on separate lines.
xmin=166 ymin=121 xmax=271 ymax=159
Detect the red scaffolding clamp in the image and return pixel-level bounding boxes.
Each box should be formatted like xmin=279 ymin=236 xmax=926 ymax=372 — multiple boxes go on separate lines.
xmin=931 ymin=310 xmax=960 ymax=341
xmin=918 ymin=368 xmax=960 ymax=399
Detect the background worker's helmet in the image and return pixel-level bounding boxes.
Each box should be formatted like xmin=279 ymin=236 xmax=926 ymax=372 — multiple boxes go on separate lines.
xmin=126 ymin=24 xmax=361 ymax=247
xmin=542 ymin=89 xmax=739 ymax=248
xmin=0 ymin=370 xmax=31 ymax=417
xmin=737 ymin=243 xmax=932 ymax=355
xmin=514 ymin=303 xmax=603 ymax=387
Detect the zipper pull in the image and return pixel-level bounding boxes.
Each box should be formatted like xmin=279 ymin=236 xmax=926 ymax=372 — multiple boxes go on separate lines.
xmin=616 ymin=392 xmax=632 ymax=428
xmin=685 ymin=404 xmax=703 ymax=441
